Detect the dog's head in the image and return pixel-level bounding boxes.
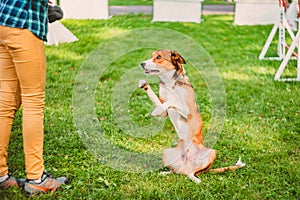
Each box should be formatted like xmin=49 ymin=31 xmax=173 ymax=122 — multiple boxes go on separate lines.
xmin=140 ymin=50 xmax=186 ymax=78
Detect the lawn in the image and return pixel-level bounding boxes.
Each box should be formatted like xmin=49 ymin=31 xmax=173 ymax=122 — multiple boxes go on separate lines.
xmin=1 ymin=14 xmax=299 ymax=199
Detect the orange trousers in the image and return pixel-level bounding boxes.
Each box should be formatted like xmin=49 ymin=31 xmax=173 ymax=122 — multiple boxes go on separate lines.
xmin=0 ymin=25 xmax=45 ymax=179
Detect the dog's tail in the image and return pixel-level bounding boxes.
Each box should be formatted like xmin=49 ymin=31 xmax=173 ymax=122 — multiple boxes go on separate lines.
xmin=209 ymin=157 xmax=246 ymax=173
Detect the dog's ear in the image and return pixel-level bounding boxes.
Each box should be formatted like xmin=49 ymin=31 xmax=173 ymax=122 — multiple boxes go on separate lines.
xmin=171 ymin=51 xmax=186 ymax=70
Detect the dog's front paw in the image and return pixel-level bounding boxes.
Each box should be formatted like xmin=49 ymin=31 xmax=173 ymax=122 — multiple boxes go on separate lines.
xmin=139 ymin=79 xmax=149 ymax=90
xmin=151 ymin=105 xmax=165 ymax=116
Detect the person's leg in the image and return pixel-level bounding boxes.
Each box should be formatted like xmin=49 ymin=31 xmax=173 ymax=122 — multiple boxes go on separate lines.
xmin=0 ymin=26 xmax=22 ymax=178
xmin=8 ymin=28 xmax=46 ymax=180
xmin=0 ymin=26 xmax=68 ymax=194
xmin=13 ymin=29 xmax=69 ymax=195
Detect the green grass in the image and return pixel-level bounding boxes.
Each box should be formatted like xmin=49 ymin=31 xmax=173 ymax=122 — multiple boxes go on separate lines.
xmin=1 ymin=14 xmax=299 ymax=199
xmin=110 ymin=0 xmax=231 ymax=6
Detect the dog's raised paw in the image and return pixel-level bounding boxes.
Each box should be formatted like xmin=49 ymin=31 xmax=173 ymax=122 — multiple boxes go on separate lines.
xmin=139 ymin=79 xmax=149 ymax=90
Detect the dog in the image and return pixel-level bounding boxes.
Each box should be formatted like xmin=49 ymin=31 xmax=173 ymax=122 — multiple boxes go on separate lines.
xmin=139 ymin=50 xmax=245 ymax=183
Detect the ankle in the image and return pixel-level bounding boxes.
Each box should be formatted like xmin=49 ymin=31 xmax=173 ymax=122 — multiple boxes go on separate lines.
xmin=33 ymin=178 xmax=42 ymax=184
xmin=0 ymin=174 xmax=9 ymax=183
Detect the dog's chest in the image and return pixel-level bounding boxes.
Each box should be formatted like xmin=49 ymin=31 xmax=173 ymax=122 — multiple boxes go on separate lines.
xmin=159 ymin=86 xmax=175 ymax=103
xmin=159 ymin=85 xmax=186 ymax=131
xmin=159 ymin=85 xmax=186 ymax=104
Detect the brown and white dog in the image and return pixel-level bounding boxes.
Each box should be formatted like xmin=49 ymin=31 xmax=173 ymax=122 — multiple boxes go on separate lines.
xmin=139 ymin=50 xmax=245 ymax=183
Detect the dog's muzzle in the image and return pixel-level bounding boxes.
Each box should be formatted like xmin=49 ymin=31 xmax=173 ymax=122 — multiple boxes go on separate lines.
xmin=140 ymin=62 xmax=146 ymax=69
xmin=140 ymin=62 xmax=160 ymax=74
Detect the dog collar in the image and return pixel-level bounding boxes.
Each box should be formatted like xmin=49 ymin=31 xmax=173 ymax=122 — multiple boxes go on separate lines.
xmin=175 ymin=78 xmax=193 ymax=88
xmin=160 ymin=75 xmax=193 ymax=88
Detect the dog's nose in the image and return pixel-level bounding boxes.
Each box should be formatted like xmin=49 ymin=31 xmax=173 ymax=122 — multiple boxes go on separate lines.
xmin=140 ymin=62 xmax=146 ymax=69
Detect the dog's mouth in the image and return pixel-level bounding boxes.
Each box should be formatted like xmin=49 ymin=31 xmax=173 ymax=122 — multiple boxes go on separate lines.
xmin=144 ymin=69 xmax=160 ymax=74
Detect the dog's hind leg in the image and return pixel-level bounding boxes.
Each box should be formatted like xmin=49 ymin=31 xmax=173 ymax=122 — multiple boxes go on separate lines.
xmin=188 ymin=174 xmax=201 ymax=184
xmin=185 ymin=147 xmax=201 ymax=184
xmin=159 ymin=170 xmax=173 ymax=176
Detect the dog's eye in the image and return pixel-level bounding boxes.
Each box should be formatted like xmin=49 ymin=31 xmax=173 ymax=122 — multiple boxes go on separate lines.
xmin=156 ymin=55 xmax=162 ymax=59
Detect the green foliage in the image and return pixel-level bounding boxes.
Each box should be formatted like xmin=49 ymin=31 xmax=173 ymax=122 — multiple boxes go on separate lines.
xmin=1 ymin=14 xmax=299 ymax=199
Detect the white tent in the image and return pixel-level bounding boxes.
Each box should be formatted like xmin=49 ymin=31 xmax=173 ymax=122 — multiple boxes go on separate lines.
xmin=60 ymin=0 xmax=109 ymax=19
xmin=234 ymin=0 xmax=281 ymax=25
xmin=46 ymin=21 xmax=78 ymax=46
xmin=152 ymin=0 xmax=203 ymax=23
